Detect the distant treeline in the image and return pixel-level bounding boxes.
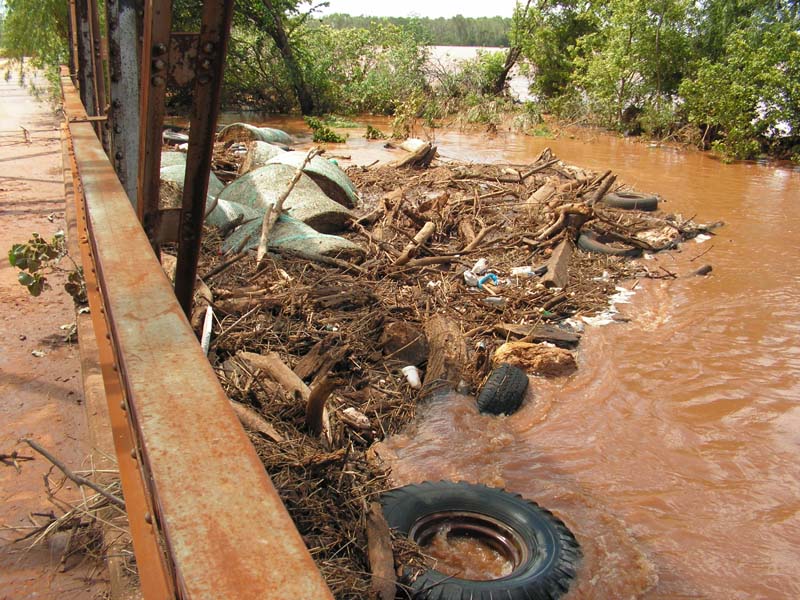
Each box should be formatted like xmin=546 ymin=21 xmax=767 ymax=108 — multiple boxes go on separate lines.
xmin=318 ymin=13 xmax=511 ymax=47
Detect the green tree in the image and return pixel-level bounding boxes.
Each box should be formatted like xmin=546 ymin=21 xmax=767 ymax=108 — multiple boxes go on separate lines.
xmin=1 ymin=0 xmax=68 ymax=66
xmin=680 ymin=18 xmax=800 ymax=159
xmin=572 ymin=0 xmax=691 ymax=127
xmin=235 ymin=0 xmax=328 ymax=115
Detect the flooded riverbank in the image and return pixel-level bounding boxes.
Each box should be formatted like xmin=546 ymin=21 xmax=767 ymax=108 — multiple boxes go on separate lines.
xmin=221 ymin=115 xmax=800 ymax=597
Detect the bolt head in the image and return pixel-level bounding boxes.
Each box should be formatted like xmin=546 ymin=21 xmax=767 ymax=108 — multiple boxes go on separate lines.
xmin=153 ymin=58 xmax=166 ymax=71
xmin=152 ymin=75 xmax=165 ymax=87
xmin=154 ymin=43 xmax=167 ymax=55
xmin=203 ymin=42 xmax=215 ymax=53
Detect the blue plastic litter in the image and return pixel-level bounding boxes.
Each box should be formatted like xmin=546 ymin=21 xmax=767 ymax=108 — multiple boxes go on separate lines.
xmin=477 ymin=273 xmax=499 ymax=290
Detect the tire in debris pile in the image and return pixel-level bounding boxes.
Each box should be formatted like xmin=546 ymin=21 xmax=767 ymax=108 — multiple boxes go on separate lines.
xmin=602 ymin=191 xmax=658 ymax=211
xmin=577 ymin=230 xmax=643 ymax=258
xmin=381 ymin=481 xmax=581 ymax=600
xmin=476 ymin=363 xmax=529 ymax=415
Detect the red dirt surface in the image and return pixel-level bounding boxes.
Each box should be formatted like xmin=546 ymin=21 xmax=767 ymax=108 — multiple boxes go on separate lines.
xmin=0 ymin=66 xmax=107 ymax=599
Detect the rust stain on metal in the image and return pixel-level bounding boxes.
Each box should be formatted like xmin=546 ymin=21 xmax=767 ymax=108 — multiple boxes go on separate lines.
xmin=61 ymin=83 xmax=176 ymax=599
xmin=62 ymin=72 xmax=333 ymax=599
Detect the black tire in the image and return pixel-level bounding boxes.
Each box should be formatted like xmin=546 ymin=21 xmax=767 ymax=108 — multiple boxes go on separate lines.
xmin=577 ymin=230 xmax=643 ymax=258
xmin=476 ymin=363 xmax=529 ymax=416
xmin=381 ymin=481 xmax=581 ymax=600
xmin=602 ymin=191 xmax=658 ymax=211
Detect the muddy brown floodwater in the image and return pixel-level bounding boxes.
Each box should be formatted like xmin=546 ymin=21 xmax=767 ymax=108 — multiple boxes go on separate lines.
xmin=225 ymin=114 xmax=800 ymax=598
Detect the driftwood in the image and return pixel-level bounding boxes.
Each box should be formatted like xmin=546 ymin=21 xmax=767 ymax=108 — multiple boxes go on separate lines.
xmin=238 ymin=351 xmax=334 ymax=438
xmin=526 ymin=181 xmax=557 ymax=207
xmin=588 ymin=173 xmax=617 ymax=205
xmin=229 ymin=400 xmax=283 ymax=442
xmin=462 ymin=224 xmax=498 ymax=253
xmin=423 ymin=315 xmax=468 ymax=395
xmin=392 ymin=141 xmax=435 ymax=168
xmin=366 ymin=502 xmax=396 ymax=600
xmin=395 ymin=221 xmax=436 ymax=266
xmin=493 ymin=323 xmax=581 ymax=348
xmin=293 ymin=335 xmax=341 ymax=381
xmin=541 ymin=239 xmax=573 ymax=289
xmin=306 ymin=372 xmax=336 ymax=436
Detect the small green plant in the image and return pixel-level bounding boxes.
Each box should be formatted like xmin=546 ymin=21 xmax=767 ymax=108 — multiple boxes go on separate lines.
xmin=8 ymin=231 xmax=86 ymax=303
xmin=304 ymin=116 xmax=346 ymax=143
xmin=322 ymin=115 xmax=360 ymax=128
xmin=364 ymin=124 xmax=388 ymax=140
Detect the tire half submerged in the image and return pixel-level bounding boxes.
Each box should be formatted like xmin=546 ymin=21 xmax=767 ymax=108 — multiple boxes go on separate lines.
xmin=382 ymin=481 xmax=581 ymax=599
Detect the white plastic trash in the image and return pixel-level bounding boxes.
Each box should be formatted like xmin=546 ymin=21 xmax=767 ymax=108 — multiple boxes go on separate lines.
xmin=472 ymin=258 xmax=488 ymax=275
xmin=401 ymin=365 xmax=422 ymax=389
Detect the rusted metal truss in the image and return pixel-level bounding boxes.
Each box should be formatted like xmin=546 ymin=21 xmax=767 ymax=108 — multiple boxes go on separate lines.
xmin=62 ymin=0 xmax=336 ymax=596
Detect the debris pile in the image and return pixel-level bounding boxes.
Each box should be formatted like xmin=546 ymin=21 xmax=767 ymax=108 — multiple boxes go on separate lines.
xmin=161 ymin=130 xmax=719 ymax=598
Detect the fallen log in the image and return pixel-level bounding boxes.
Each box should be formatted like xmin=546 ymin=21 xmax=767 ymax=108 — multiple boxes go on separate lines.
xmin=366 ymin=502 xmax=396 ymax=600
xmin=493 ymin=323 xmax=581 ymax=348
xmin=541 ymin=239 xmax=573 ymax=289
xmin=423 ymin=315 xmax=468 ymax=396
xmin=229 ymin=400 xmax=283 ymax=442
xmin=395 ymin=221 xmax=436 ymax=266
xmin=238 ymin=350 xmax=334 ymax=439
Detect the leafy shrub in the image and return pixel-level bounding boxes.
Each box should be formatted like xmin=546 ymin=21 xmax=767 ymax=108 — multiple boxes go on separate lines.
xmin=304 ymin=116 xmax=346 ymax=143
xmin=8 ymin=231 xmax=86 ymax=303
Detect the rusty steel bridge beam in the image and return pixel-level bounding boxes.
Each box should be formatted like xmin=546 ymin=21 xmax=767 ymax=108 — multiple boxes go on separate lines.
xmin=61 ymin=69 xmax=334 ymax=599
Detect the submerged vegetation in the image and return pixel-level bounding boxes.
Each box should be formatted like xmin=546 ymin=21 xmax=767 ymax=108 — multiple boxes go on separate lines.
xmin=1 ymin=0 xmax=798 ymax=160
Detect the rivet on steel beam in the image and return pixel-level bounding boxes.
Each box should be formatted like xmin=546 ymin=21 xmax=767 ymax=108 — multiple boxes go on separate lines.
xmin=152 ymin=76 xmax=165 ymax=87
xmin=153 ymin=59 xmax=166 ymax=71
xmin=200 ymin=58 xmax=212 ymax=70
xmin=120 ymin=401 xmax=126 ymax=411
xmin=154 ymin=43 xmax=167 ymax=55
xmin=198 ymin=73 xmax=211 ymax=85
xmin=203 ymin=42 xmax=215 ymax=53
xmin=112 ymin=99 xmax=121 ymax=108
xmin=114 ymin=124 xmax=122 ymax=133
xmin=130 ymin=448 xmax=137 ymax=458
xmin=144 ymin=512 xmax=153 ymax=524
xmin=115 ymin=151 xmax=123 ymax=159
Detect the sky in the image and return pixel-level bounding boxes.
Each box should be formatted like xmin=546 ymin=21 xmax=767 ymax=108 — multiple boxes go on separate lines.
xmin=314 ymin=0 xmax=520 ymax=19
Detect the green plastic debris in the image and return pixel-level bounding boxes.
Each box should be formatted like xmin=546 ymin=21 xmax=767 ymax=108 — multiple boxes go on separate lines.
xmin=204 ymin=197 xmax=261 ymax=229
xmin=239 ymin=141 xmax=287 ymax=175
xmin=266 ymin=152 xmax=359 ymax=208
xmin=218 ymin=163 xmax=353 ymax=234
xmin=222 ymin=214 xmax=364 ymax=261
xmin=160 ymin=164 xmax=225 ymax=199
xmin=217 ymin=123 xmax=293 ymax=146
xmin=160 ymin=151 xmax=187 ymax=168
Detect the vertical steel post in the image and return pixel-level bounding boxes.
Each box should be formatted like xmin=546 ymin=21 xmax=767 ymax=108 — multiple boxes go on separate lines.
xmin=136 ymin=0 xmax=174 ymax=250
xmin=67 ymin=0 xmax=80 ymax=77
xmin=88 ymin=0 xmax=108 ymax=145
xmin=75 ymin=0 xmax=97 ymax=116
xmin=106 ymin=0 xmax=142 ymax=206
xmin=173 ymin=0 xmax=235 ymax=316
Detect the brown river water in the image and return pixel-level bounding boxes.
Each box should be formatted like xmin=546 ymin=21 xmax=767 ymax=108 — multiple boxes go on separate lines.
xmin=224 ymin=115 xmax=800 ymax=598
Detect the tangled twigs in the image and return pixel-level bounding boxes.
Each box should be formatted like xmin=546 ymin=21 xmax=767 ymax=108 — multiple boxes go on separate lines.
xmin=20 ymin=438 xmax=125 ymax=510
xmin=1 ymin=450 xmax=34 ymax=473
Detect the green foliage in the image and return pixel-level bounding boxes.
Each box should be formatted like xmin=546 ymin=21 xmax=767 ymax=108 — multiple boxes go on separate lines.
xmin=320 ymin=13 xmax=511 ymax=47
xmin=680 ymin=20 xmax=800 ymax=159
xmin=304 ymin=116 xmax=346 ymax=143
xmin=8 ymin=232 xmax=86 ymax=303
xmin=1 ymin=0 xmax=69 ymax=66
xmin=365 ymin=124 xmax=388 ymax=140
